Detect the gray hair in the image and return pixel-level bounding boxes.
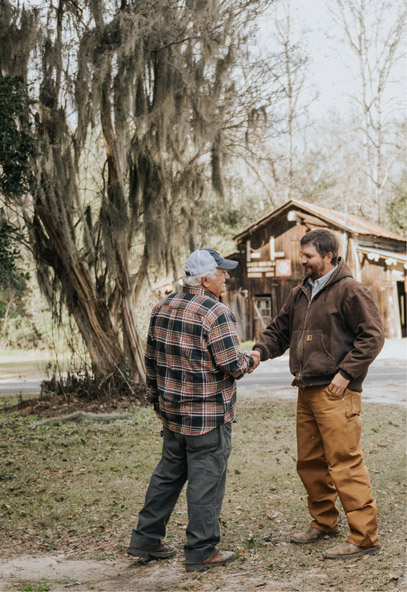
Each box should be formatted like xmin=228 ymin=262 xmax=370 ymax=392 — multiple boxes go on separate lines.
xmin=182 ymin=266 xmax=218 ymax=287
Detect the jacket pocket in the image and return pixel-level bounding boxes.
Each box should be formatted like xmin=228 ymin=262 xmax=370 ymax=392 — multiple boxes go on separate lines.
xmin=297 ymin=330 xmax=336 ymax=376
xmin=289 ymin=330 xmax=302 ymax=375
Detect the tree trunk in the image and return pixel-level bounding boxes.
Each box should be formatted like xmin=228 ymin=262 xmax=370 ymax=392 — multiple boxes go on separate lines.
xmin=0 ymin=0 xmax=273 ymax=395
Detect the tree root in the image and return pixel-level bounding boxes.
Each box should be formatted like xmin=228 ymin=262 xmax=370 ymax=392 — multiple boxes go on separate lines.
xmin=34 ymin=411 xmax=132 ymax=425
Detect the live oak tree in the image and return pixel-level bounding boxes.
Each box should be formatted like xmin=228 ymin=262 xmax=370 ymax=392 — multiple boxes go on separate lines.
xmin=0 ymin=0 xmax=272 ymax=391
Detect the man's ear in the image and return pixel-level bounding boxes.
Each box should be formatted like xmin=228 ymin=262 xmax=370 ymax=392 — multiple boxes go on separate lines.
xmin=325 ymin=252 xmax=333 ymax=264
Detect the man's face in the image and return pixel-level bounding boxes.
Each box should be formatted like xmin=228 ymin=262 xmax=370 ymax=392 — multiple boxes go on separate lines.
xmin=204 ymin=268 xmax=230 ymax=298
xmin=301 ymin=243 xmax=333 ymax=280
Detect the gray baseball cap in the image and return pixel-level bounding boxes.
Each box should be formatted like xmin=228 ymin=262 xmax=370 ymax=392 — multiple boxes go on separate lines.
xmin=185 ymin=248 xmax=238 ymax=276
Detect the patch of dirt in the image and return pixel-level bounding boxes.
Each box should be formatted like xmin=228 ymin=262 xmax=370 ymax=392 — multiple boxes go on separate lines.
xmin=0 ymin=554 xmax=184 ymax=591
xmin=3 ymin=552 xmax=401 ymax=592
xmin=1 ymin=389 xmax=146 ymax=418
xmin=0 ymin=553 xmax=332 ymax=591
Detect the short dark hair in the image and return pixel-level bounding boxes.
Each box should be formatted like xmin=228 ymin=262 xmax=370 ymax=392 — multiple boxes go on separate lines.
xmin=300 ymin=228 xmax=339 ymax=264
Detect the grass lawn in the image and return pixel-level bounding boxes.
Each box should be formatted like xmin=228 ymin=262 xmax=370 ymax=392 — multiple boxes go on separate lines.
xmin=0 ymin=398 xmax=405 ymax=591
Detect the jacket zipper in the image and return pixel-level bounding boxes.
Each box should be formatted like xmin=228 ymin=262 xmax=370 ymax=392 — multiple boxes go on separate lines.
xmin=296 ymin=270 xmax=342 ymax=387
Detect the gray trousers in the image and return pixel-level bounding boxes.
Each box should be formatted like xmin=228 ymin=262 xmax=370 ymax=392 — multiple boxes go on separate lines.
xmin=129 ymin=423 xmax=232 ymax=563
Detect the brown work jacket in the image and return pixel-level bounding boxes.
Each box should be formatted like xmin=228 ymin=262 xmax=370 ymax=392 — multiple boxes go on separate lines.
xmin=253 ymin=258 xmax=385 ymax=391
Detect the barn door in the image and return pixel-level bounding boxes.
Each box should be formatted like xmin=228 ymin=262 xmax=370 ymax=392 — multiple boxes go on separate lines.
xmin=233 ymin=292 xmax=247 ymax=342
xmin=397 ymin=281 xmax=406 ymax=338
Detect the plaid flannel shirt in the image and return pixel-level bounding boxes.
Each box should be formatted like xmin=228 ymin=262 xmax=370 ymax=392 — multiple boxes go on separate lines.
xmin=145 ymin=286 xmax=251 ymax=435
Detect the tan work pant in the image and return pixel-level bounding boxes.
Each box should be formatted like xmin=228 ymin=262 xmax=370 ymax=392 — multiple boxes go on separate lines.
xmin=296 ymin=385 xmax=379 ymax=547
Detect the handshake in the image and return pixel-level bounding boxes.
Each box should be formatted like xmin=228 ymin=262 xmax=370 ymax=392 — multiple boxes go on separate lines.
xmin=247 ymin=350 xmax=261 ymax=374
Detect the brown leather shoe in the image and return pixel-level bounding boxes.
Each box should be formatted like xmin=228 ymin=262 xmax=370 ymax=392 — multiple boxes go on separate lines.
xmin=324 ymin=542 xmax=381 ymax=560
xmin=127 ymin=542 xmax=176 ymax=559
xmin=185 ymin=550 xmax=236 ymax=572
xmin=290 ymin=526 xmax=339 ymax=544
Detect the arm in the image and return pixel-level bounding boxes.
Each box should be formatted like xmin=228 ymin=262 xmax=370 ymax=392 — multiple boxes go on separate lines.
xmin=329 ymin=283 xmax=384 ymax=396
xmin=145 ymin=318 xmax=159 ymax=407
xmin=207 ymin=307 xmax=254 ymax=379
xmin=337 ymin=284 xmax=385 ymax=381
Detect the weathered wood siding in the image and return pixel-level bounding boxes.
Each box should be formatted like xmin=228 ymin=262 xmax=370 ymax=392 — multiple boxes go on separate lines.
xmin=224 ymin=207 xmax=406 ymax=340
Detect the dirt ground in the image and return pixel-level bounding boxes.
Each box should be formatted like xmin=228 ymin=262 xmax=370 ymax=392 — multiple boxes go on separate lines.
xmin=1 ymin=550 xmax=404 ymax=592
xmin=0 ymin=554 xmax=181 ymax=592
xmin=3 ymin=553 xmax=262 ymax=592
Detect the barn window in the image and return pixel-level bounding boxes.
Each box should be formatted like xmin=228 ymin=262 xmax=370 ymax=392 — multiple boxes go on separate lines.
xmin=255 ymin=297 xmax=272 ymax=326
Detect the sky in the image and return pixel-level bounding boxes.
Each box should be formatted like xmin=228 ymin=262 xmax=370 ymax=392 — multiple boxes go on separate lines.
xmin=258 ymin=0 xmax=406 ymax=120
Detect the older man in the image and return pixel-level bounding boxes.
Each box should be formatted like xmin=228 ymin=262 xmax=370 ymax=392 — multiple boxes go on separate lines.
xmin=128 ymin=248 xmax=257 ymax=572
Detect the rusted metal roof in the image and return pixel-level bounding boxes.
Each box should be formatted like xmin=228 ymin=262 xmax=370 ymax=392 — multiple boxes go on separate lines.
xmin=233 ymin=198 xmax=406 ymax=243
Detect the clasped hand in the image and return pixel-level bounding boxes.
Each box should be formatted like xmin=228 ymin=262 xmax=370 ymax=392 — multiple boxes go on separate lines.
xmin=247 ymin=350 xmax=261 ymax=374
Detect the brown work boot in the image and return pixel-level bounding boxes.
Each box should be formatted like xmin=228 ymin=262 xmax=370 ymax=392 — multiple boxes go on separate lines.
xmin=127 ymin=542 xmax=176 ymax=559
xmin=185 ymin=550 xmax=236 ymax=572
xmin=290 ymin=526 xmax=339 ymax=544
xmin=323 ymin=541 xmax=381 ymax=560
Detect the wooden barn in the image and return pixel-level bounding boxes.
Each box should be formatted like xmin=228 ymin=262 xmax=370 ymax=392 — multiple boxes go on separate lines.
xmin=222 ymin=199 xmax=407 ymax=340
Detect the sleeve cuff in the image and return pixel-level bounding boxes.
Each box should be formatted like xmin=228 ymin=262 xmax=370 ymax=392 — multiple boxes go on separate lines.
xmin=253 ymin=344 xmax=268 ymax=361
xmin=339 ymin=369 xmax=352 ymax=381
